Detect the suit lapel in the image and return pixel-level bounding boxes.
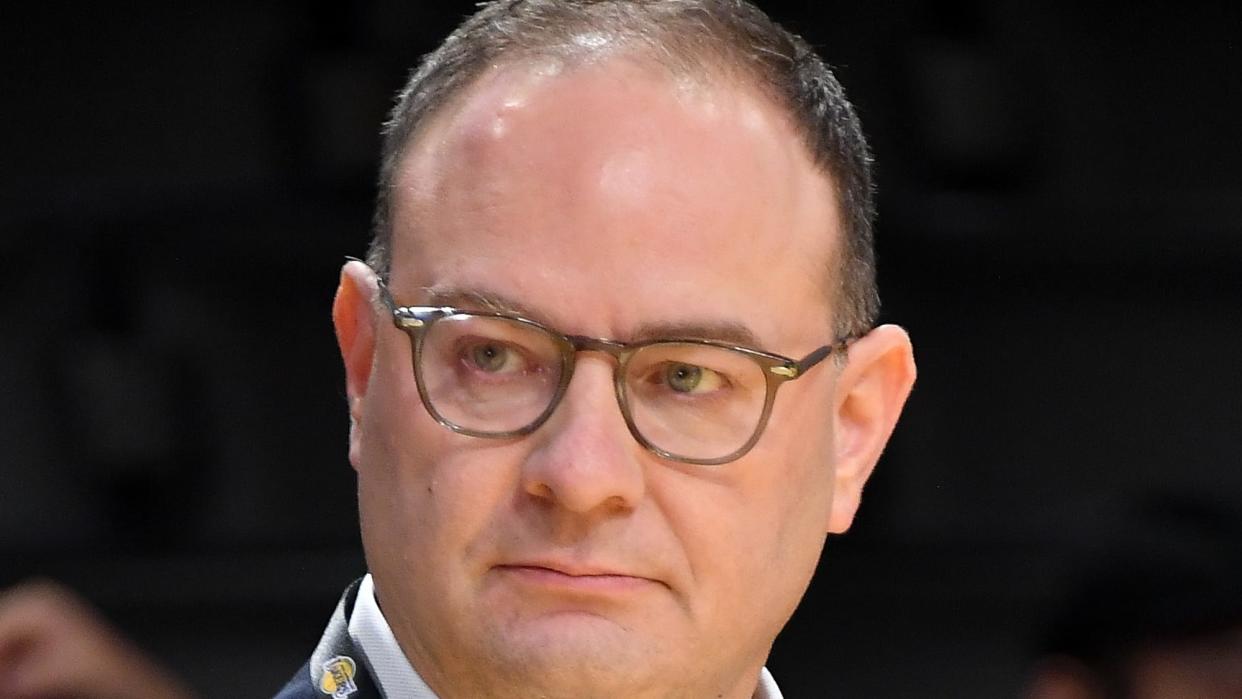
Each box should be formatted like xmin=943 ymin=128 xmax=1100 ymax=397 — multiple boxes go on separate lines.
xmin=274 ymin=579 xmax=383 ymax=699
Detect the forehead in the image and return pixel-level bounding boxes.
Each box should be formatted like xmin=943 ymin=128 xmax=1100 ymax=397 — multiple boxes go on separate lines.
xmin=389 ymin=56 xmax=841 ymax=345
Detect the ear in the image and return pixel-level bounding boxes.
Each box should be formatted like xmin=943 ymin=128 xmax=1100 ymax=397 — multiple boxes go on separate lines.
xmin=827 ymin=324 xmax=916 ymax=534
xmin=332 ymin=260 xmax=380 ymax=471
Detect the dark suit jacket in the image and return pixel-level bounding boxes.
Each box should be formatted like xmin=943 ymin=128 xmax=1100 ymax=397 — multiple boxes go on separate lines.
xmin=273 ymin=579 xmax=383 ymax=699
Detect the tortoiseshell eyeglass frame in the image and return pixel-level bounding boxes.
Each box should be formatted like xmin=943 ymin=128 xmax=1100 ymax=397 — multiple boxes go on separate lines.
xmin=375 ymin=276 xmax=856 ymax=466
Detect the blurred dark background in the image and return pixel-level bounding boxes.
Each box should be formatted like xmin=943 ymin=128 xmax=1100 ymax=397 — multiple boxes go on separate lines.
xmin=2 ymin=1 xmax=1239 ymax=696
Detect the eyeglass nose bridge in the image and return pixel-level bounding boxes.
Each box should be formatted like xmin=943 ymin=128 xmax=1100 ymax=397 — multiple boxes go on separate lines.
xmin=556 ymin=333 xmax=634 ymax=400
xmin=556 ymin=334 xmax=640 ymax=387
xmin=565 ymin=334 xmax=628 ymax=359
xmin=541 ymin=334 xmax=644 ymax=439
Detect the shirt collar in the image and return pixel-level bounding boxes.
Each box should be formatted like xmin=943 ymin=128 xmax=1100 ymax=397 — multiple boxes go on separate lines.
xmin=347 ymin=574 xmax=439 ymax=698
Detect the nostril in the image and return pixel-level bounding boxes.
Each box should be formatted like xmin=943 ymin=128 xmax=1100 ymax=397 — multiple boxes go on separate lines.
xmin=523 ymin=479 xmax=555 ymax=501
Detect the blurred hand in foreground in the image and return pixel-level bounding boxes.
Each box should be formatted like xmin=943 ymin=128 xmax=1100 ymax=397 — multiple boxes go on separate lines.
xmin=0 ymin=580 xmax=196 ymax=699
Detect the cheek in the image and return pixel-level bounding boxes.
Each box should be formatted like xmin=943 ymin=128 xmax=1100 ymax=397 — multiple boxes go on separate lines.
xmin=654 ymin=439 xmax=831 ymax=595
xmin=765 ymin=398 xmax=838 ymax=588
xmin=357 ymin=350 xmax=515 ymax=574
xmin=765 ymin=399 xmax=837 ymax=555
xmin=698 ymin=400 xmax=835 ymax=599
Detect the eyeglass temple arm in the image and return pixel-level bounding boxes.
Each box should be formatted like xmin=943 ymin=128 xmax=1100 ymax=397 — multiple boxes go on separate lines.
xmin=772 ymin=335 xmax=858 ymax=379
xmin=373 ymin=276 xmax=413 ymax=321
xmin=799 ymin=343 xmax=836 ymax=370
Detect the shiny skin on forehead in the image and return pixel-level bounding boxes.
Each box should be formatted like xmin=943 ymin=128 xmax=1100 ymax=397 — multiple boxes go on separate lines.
xmin=390 ymin=57 xmax=841 ymax=343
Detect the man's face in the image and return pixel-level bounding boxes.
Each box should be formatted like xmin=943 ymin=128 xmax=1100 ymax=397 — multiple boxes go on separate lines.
xmin=341 ymin=57 xmax=892 ymax=698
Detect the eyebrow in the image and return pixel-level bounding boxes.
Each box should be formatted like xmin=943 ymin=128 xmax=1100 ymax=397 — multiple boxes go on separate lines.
xmin=629 ymin=319 xmax=762 ymax=348
xmin=420 ymin=287 xmax=543 ymax=319
xmin=417 ymin=286 xmax=765 ymax=349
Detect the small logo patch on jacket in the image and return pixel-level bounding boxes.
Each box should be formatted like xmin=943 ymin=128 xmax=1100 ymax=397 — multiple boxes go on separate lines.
xmin=318 ymin=655 xmax=359 ymax=698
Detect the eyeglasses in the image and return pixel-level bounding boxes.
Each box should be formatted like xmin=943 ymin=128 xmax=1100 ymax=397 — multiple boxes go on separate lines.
xmin=378 ymin=281 xmax=850 ymax=465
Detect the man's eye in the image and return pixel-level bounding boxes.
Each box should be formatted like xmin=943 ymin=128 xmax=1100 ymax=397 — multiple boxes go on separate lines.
xmin=662 ymin=362 xmax=725 ymax=394
xmin=465 ymin=341 xmax=522 ymax=374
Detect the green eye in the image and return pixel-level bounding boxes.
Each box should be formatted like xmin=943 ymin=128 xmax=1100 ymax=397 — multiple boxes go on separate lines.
xmin=469 ymin=342 xmax=513 ymax=373
xmin=664 ymin=363 xmax=723 ymax=394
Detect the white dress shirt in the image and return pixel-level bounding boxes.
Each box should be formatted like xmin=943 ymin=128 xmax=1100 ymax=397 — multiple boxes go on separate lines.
xmin=348 ymin=574 xmax=784 ymax=699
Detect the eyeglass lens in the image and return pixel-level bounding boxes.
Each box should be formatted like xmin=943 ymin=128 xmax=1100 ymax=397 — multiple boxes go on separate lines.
xmin=416 ymin=313 xmax=769 ymax=461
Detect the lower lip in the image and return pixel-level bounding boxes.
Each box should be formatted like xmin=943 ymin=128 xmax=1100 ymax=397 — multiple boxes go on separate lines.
xmin=495 ymin=565 xmax=655 ymax=594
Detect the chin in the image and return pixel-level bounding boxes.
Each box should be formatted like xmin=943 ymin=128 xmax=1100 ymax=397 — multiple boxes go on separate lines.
xmin=473 ymin=616 xmax=678 ymax=698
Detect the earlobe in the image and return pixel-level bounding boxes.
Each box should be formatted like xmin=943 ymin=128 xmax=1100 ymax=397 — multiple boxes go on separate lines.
xmin=827 ymin=324 xmax=916 ymax=533
xmin=332 ymin=261 xmax=380 ymax=468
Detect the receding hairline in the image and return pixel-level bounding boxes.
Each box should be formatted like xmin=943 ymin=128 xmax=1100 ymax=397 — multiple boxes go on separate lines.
xmin=396 ymin=37 xmax=806 ymax=165
xmin=384 ymin=46 xmax=849 ymax=304
xmin=370 ymin=0 xmax=878 ymax=338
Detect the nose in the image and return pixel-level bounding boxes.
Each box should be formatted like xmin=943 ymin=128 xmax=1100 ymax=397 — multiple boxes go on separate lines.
xmin=520 ymin=355 xmax=646 ymax=516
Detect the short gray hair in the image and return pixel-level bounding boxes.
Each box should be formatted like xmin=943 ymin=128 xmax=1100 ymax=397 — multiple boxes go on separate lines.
xmin=368 ymin=0 xmax=878 ymax=338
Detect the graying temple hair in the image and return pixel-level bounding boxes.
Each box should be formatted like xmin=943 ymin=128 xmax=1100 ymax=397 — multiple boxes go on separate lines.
xmin=368 ymin=0 xmax=878 ymax=338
